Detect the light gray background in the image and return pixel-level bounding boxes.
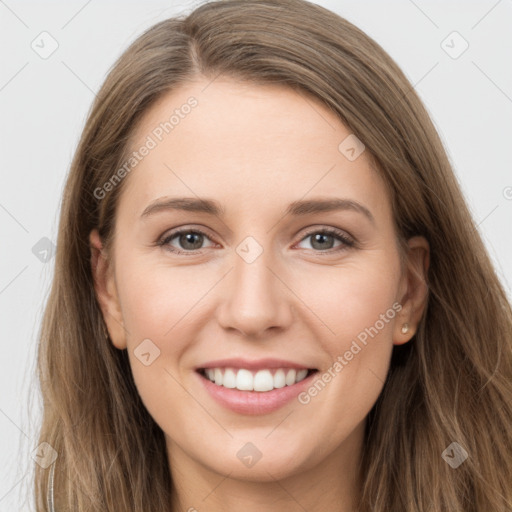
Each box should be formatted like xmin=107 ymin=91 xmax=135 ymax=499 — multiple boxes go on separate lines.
xmin=1 ymin=0 xmax=511 ymax=509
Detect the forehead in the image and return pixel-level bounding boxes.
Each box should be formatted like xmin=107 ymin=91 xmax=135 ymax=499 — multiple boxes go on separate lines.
xmin=118 ymin=78 xmax=391 ymax=224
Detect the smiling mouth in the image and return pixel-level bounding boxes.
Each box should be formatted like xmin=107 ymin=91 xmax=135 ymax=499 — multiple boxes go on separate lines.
xmin=197 ymin=367 xmax=318 ymax=392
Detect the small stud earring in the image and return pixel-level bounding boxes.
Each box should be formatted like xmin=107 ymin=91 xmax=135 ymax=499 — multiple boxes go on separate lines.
xmin=401 ymin=323 xmax=409 ymax=334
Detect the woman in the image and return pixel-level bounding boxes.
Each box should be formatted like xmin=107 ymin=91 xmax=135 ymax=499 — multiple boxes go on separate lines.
xmin=34 ymin=0 xmax=512 ymax=510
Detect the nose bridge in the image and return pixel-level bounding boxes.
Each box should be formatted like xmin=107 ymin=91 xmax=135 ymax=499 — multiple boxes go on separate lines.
xmin=216 ymin=235 xmax=293 ymax=336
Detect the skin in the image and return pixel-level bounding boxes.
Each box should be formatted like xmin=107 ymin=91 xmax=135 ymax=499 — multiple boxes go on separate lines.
xmin=90 ymin=77 xmax=429 ymax=512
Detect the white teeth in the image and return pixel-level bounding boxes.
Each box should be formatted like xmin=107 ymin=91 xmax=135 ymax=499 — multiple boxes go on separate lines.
xmin=253 ymin=370 xmax=274 ymax=392
xmin=273 ymin=369 xmax=286 ymax=389
xmin=296 ymin=369 xmax=308 ymax=382
xmin=222 ymin=368 xmax=237 ymax=388
xmin=236 ymin=369 xmax=253 ymax=390
xmin=202 ymin=367 xmax=311 ymax=392
xmin=285 ymin=369 xmax=296 ymax=386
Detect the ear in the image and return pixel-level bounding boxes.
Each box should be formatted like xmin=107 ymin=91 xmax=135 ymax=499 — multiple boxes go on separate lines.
xmin=89 ymin=229 xmax=127 ymax=350
xmin=393 ymin=235 xmax=430 ymax=345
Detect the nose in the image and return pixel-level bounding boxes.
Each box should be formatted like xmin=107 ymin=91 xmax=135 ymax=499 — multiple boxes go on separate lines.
xmin=215 ymin=247 xmax=294 ymax=339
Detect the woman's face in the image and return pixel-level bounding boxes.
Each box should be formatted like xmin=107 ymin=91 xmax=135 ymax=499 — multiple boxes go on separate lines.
xmin=92 ymin=78 xmax=428 ymax=486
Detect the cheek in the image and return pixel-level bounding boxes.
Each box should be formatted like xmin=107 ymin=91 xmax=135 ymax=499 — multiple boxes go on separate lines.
xmin=113 ymin=258 xmax=193 ymax=389
xmin=293 ymin=255 xmax=400 ymax=407
xmin=302 ymin=269 xmax=400 ymax=421
xmin=116 ymin=257 xmax=204 ymax=341
xmin=294 ymin=255 xmax=401 ymax=345
xmin=115 ymin=260 xmax=199 ymax=429
xmin=116 ymin=246 xmax=401 ymax=360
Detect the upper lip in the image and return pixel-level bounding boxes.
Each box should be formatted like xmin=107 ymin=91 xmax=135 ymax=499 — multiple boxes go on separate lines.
xmin=196 ymin=358 xmax=317 ymax=371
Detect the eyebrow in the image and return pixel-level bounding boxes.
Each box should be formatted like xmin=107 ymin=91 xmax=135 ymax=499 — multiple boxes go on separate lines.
xmin=141 ymin=197 xmax=375 ymax=224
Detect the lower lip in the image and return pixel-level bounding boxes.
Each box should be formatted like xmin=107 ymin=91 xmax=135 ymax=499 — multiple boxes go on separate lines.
xmin=196 ymin=370 xmax=318 ymax=415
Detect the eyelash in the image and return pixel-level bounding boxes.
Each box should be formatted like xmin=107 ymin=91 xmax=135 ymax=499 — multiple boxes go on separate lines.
xmin=157 ymin=226 xmax=355 ymax=255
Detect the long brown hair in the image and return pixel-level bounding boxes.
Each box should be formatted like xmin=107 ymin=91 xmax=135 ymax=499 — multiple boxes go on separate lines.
xmin=34 ymin=0 xmax=512 ymax=510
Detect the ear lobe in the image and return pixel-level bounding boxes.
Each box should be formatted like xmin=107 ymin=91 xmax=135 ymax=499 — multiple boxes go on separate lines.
xmin=89 ymin=229 xmax=127 ymax=350
xmin=393 ymin=235 xmax=430 ymax=345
